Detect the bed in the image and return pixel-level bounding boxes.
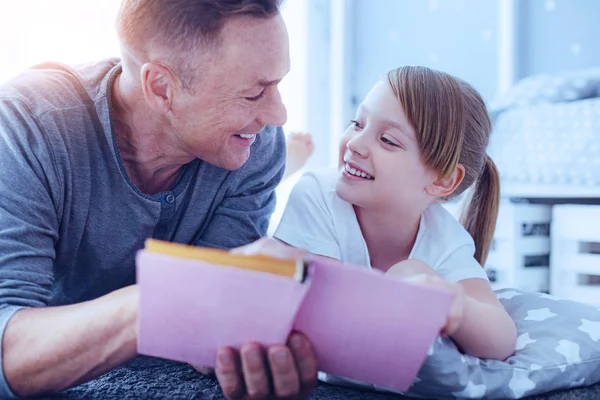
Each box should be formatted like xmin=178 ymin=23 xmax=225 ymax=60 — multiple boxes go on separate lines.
xmin=43 ymin=356 xmax=600 ymax=400
xmin=489 ymin=67 xmax=600 ymax=198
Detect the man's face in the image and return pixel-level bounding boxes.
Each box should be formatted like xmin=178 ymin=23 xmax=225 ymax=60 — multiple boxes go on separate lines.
xmin=169 ymin=14 xmax=290 ymax=170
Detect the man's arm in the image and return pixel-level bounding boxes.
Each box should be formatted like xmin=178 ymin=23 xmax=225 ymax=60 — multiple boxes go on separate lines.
xmin=0 ymin=99 xmax=138 ymax=397
xmin=3 ymin=286 xmax=139 ymax=397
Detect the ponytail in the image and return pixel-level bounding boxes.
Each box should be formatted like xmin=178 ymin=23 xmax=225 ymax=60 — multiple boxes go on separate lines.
xmin=459 ymin=155 xmax=500 ymax=266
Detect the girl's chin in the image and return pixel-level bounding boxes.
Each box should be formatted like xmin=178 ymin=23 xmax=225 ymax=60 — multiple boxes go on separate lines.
xmin=335 ymin=182 xmax=359 ymax=203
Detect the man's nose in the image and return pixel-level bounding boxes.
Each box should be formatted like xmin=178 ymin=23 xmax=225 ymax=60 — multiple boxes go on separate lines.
xmin=257 ymin=88 xmax=288 ymax=127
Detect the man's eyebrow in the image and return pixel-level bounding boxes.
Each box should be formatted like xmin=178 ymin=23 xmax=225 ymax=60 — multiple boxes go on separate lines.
xmin=257 ymin=78 xmax=282 ymax=87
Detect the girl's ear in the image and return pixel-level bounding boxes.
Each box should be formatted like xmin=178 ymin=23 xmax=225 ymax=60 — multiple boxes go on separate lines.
xmin=426 ymin=164 xmax=465 ymax=198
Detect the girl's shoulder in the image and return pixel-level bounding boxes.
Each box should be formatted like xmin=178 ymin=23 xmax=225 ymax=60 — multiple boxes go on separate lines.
xmin=292 ymin=167 xmax=340 ymax=205
xmin=412 ymin=202 xmax=476 ymax=266
xmin=300 ymin=166 xmax=340 ymax=190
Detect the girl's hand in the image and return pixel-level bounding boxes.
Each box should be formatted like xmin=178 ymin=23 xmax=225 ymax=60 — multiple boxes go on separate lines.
xmin=231 ymin=237 xmax=308 ymax=259
xmin=404 ymin=274 xmax=466 ymax=336
xmin=386 ymin=260 xmax=466 ymax=336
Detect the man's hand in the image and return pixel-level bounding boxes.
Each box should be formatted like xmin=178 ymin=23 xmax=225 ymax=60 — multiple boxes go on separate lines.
xmin=215 ymin=332 xmax=318 ymax=400
xmin=222 ymin=239 xmax=318 ymax=399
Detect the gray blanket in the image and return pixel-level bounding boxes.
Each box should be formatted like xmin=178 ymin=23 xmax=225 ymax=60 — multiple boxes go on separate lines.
xmin=35 ymin=357 xmax=600 ymax=400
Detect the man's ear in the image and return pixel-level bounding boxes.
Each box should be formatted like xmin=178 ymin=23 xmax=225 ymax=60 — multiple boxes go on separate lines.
xmin=426 ymin=164 xmax=465 ymax=198
xmin=140 ymin=62 xmax=177 ymax=115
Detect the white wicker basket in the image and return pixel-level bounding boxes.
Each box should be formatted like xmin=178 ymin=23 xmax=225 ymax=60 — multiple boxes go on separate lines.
xmin=551 ymin=205 xmax=600 ymax=305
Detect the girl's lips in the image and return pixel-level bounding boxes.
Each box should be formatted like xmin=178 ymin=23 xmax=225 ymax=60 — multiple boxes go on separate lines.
xmin=342 ymin=168 xmax=373 ymax=181
xmin=343 ymin=161 xmax=374 ymax=179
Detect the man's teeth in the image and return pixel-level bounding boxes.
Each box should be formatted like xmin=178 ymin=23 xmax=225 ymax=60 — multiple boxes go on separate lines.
xmin=238 ymin=134 xmax=255 ymax=139
xmin=345 ymin=163 xmax=373 ymax=179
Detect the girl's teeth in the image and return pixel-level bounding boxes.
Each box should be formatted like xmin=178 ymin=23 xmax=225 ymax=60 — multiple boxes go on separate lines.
xmin=345 ymin=163 xmax=373 ymax=179
xmin=239 ymin=134 xmax=254 ymax=139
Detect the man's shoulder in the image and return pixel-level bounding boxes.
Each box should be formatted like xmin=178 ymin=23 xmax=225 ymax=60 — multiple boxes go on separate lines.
xmin=0 ymin=58 xmax=120 ymax=118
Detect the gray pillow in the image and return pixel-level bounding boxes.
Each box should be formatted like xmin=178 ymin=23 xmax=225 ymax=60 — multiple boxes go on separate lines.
xmin=489 ymin=67 xmax=600 ymax=117
xmin=407 ymin=289 xmax=600 ymax=399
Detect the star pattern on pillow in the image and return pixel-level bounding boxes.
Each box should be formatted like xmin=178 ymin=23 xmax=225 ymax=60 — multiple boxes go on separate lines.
xmin=538 ymin=293 xmax=562 ymax=301
xmin=525 ymin=308 xmax=557 ymax=321
xmin=466 ymin=355 xmax=481 ymax=365
xmin=427 ymin=343 xmax=435 ymax=356
xmin=451 ymin=380 xmax=487 ymax=397
xmin=516 ymin=332 xmax=537 ymax=350
xmin=409 ymin=289 xmax=600 ymax=399
xmin=555 ymin=340 xmax=581 ymax=365
xmin=509 ymin=369 xmax=536 ymax=398
xmin=530 ymin=363 xmax=543 ymax=371
xmin=497 ymin=290 xmax=522 ymax=300
xmin=579 ymin=319 xmax=600 ymax=341
xmin=569 ymin=377 xmax=586 ymax=388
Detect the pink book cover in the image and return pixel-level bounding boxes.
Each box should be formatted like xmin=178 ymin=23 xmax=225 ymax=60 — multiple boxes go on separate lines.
xmin=136 ymin=251 xmax=453 ymax=391
xmin=136 ymin=250 xmax=310 ymax=367
xmin=294 ymin=258 xmax=454 ymax=392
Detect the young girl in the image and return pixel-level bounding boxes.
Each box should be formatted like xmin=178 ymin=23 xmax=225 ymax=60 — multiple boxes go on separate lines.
xmin=273 ymin=66 xmax=517 ymax=362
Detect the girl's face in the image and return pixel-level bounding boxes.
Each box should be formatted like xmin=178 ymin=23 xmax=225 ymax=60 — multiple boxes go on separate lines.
xmin=335 ymin=80 xmax=437 ymax=214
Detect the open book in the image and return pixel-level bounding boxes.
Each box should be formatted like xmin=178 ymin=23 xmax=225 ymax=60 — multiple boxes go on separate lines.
xmin=136 ymin=239 xmax=453 ymax=392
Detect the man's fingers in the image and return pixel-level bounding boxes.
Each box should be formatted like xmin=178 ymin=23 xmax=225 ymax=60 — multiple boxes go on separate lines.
xmin=240 ymin=343 xmax=270 ymax=399
xmin=267 ymin=346 xmax=300 ymax=398
xmin=215 ymin=347 xmax=246 ymax=400
xmin=288 ymin=333 xmax=318 ymax=396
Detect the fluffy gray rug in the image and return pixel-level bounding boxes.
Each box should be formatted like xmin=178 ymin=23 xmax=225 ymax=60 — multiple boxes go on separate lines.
xmin=38 ymin=357 xmax=600 ymax=399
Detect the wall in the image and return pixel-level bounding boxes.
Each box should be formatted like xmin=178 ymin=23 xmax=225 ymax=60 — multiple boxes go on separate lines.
xmin=516 ymin=0 xmax=600 ymax=79
xmin=351 ymin=0 xmax=500 ymax=104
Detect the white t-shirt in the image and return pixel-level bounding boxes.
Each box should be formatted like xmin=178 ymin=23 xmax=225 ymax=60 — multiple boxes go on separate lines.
xmin=274 ymin=167 xmax=488 ymax=283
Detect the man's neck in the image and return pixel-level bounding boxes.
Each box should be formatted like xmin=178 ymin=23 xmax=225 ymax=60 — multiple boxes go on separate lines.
xmin=355 ymin=204 xmax=423 ymax=272
xmin=110 ymin=73 xmax=193 ymax=194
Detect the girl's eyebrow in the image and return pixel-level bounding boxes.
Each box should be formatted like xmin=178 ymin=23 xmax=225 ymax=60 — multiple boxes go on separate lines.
xmin=358 ymin=104 xmax=413 ymax=138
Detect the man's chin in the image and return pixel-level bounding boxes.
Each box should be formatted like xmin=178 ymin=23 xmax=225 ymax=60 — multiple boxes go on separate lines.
xmin=209 ymin=153 xmax=251 ymax=171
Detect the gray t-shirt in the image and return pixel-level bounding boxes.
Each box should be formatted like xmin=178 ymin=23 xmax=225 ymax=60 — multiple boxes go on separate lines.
xmin=0 ymin=59 xmax=285 ymax=397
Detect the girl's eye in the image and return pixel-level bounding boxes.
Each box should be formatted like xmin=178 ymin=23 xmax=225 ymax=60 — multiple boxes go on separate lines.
xmin=350 ymin=119 xmax=363 ymax=129
xmin=245 ymin=90 xmax=266 ymax=102
xmin=380 ymin=136 xmax=399 ymax=147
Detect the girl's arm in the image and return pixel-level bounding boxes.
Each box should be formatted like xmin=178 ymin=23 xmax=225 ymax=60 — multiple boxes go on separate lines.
xmin=451 ymin=278 xmax=517 ymax=360
xmin=387 ymin=260 xmax=517 ymax=361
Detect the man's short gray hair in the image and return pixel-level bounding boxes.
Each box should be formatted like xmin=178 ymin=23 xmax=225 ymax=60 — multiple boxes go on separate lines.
xmin=116 ymin=0 xmax=283 ymax=88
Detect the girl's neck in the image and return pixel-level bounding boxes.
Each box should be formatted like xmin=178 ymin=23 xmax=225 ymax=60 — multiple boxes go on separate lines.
xmin=354 ymin=205 xmax=423 ymax=273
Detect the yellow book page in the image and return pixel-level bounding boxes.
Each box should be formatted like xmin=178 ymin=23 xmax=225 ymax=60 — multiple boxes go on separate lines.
xmin=144 ymin=239 xmax=305 ymax=282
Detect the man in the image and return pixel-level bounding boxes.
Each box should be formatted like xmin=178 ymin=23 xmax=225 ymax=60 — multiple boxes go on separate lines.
xmin=0 ymin=0 xmax=317 ymax=398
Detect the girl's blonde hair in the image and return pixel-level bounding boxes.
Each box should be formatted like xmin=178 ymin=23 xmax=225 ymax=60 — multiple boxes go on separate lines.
xmin=387 ymin=66 xmax=499 ymax=266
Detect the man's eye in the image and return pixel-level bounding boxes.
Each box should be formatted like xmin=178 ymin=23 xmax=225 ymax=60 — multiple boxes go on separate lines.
xmin=350 ymin=119 xmax=363 ymax=129
xmin=246 ymin=90 xmax=265 ymax=102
